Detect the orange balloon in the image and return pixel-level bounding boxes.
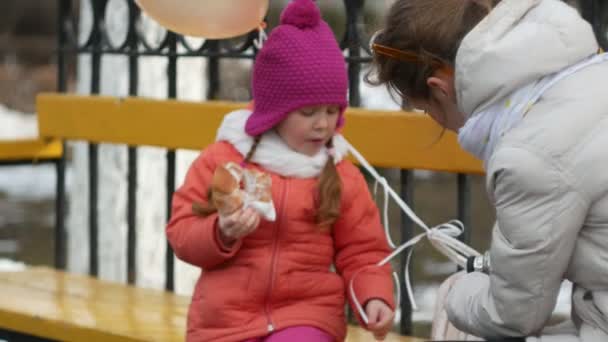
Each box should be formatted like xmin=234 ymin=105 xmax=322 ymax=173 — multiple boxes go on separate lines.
xmin=135 ymin=0 xmax=269 ymax=39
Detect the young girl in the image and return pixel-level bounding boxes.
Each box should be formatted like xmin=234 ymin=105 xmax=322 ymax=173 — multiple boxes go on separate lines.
xmin=167 ymin=1 xmax=395 ymax=341
xmin=370 ymin=0 xmax=608 ymax=341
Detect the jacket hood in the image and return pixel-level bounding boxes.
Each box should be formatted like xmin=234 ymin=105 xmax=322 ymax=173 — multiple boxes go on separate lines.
xmin=455 ymin=0 xmax=598 ymax=117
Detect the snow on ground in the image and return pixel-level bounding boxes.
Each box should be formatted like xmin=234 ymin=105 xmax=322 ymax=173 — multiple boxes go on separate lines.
xmin=0 ymin=106 xmax=67 ymax=200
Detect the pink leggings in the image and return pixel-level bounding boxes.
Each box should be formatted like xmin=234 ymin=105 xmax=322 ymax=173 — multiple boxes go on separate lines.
xmin=243 ymin=326 xmax=334 ymax=342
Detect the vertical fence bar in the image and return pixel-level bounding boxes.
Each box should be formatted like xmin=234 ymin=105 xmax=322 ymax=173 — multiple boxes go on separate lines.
xmin=54 ymin=0 xmax=71 ymax=270
xmin=456 ymin=173 xmax=472 ymax=272
xmin=399 ymin=170 xmax=414 ymax=335
xmin=344 ymin=0 xmax=364 ymax=107
xmin=580 ymin=0 xmax=608 ymax=50
xmin=457 ymin=174 xmax=472 ymax=245
xmin=57 ymin=1 xmax=70 ymax=93
xmin=593 ymin=0 xmax=607 ymax=50
xmin=55 ymin=150 xmax=67 ymax=270
xmin=207 ymin=40 xmax=220 ymax=100
xmin=88 ymin=0 xmax=106 ymax=277
xmin=126 ymin=0 xmax=140 ymax=285
xmin=343 ymin=0 xmax=364 ymax=323
xmin=165 ymin=31 xmax=178 ymax=292
xmin=580 ymin=1 xmax=595 ymax=43
xmin=599 ymin=0 xmax=608 ymax=51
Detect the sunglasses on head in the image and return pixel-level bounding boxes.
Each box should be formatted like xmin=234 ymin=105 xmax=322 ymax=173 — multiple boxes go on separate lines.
xmin=369 ymin=30 xmax=455 ymax=76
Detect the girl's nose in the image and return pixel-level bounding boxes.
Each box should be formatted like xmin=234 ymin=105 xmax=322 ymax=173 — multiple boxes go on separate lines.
xmin=314 ymin=113 xmax=329 ymax=129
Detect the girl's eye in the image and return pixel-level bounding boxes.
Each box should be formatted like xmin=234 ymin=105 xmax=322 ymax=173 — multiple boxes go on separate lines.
xmin=327 ymin=107 xmax=339 ymax=115
xmin=300 ymin=109 xmax=315 ymax=116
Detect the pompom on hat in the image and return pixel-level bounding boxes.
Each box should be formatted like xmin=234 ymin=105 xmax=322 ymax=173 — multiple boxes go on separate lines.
xmin=245 ymin=0 xmax=348 ymax=136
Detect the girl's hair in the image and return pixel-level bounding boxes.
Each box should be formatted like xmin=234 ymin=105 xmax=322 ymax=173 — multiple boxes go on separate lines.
xmin=193 ymin=135 xmax=342 ymax=231
xmin=316 ymin=138 xmax=341 ymax=231
xmin=366 ymin=0 xmax=499 ymax=104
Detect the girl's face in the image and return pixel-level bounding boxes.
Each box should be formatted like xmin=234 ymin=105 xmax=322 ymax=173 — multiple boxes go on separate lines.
xmin=275 ymin=104 xmax=340 ymax=156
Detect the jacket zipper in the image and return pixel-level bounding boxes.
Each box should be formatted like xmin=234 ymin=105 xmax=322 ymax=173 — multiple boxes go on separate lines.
xmin=264 ymin=179 xmax=288 ymax=332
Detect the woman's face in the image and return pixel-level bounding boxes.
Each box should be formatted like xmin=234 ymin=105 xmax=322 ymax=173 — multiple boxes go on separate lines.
xmin=409 ymin=96 xmax=464 ymax=132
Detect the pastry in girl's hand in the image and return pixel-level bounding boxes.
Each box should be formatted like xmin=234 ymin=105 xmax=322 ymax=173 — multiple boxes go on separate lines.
xmin=242 ymin=168 xmax=275 ymax=221
xmin=211 ymin=162 xmax=276 ymax=221
xmin=210 ymin=162 xmax=244 ymax=216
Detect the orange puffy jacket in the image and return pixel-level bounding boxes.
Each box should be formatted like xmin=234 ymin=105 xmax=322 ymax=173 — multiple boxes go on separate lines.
xmin=167 ymin=141 xmax=395 ymax=342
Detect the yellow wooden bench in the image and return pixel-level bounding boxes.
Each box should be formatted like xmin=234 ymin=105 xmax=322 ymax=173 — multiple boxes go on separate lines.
xmin=0 ymin=93 xmax=483 ymax=341
xmin=0 ymin=138 xmax=63 ymax=164
xmin=0 ymin=267 xmax=422 ymax=342
xmin=35 ymin=93 xmax=482 ymax=173
xmin=0 ymin=267 xmax=424 ymax=342
xmin=0 ymin=267 xmax=187 ymax=342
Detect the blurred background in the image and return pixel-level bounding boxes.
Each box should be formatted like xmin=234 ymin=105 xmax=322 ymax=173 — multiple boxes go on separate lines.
xmin=0 ymin=0 xmax=605 ymax=337
xmin=0 ymin=1 xmax=72 ymax=269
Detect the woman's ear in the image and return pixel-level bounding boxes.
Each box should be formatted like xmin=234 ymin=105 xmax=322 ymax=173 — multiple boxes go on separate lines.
xmin=427 ymin=74 xmax=457 ymax=105
xmin=426 ymin=74 xmax=464 ymax=131
xmin=427 ymin=76 xmax=450 ymax=99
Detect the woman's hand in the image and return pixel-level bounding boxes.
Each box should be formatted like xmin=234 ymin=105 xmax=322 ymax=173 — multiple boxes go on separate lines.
xmin=365 ymin=299 xmax=394 ymax=341
xmin=217 ymin=207 xmax=260 ymax=246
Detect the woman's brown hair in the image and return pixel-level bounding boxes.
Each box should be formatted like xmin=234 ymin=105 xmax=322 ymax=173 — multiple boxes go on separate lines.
xmin=367 ymin=0 xmax=499 ymax=105
xmin=193 ymin=135 xmax=342 ymax=231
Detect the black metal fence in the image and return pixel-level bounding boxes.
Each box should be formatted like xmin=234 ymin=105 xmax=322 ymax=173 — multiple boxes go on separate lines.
xmin=53 ymin=0 xmax=608 ymax=336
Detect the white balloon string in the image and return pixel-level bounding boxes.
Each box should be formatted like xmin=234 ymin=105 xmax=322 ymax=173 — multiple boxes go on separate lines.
xmin=253 ymin=22 xmax=268 ymax=49
xmin=344 ymin=138 xmax=481 ymax=324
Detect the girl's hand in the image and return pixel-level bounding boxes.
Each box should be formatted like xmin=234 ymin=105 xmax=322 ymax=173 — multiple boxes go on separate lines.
xmin=218 ymin=208 xmax=260 ymax=246
xmin=365 ymin=299 xmax=394 ymax=341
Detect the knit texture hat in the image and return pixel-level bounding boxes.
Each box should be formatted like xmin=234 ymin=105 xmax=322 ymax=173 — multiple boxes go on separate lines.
xmin=245 ymin=0 xmax=348 ymax=136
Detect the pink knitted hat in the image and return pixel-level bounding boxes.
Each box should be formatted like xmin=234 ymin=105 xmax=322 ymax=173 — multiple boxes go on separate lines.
xmin=245 ymin=0 xmax=348 ymax=136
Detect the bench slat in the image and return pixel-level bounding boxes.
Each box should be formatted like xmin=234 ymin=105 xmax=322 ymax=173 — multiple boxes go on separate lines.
xmin=0 ymin=267 xmax=423 ymax=342
xmin=36 ymin=93 xmax=483 ymax=174
xmin=346 ymin=326 xmax=425 ymax=342
xmin=0 ymin=139 xmax=63 ymax=162
xmin=0 ymin=267 xmax=187 ymax=342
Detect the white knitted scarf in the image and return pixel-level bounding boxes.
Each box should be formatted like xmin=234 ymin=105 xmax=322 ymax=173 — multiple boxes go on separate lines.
xmin=215 ymin=109 xmax=349 ymax=178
